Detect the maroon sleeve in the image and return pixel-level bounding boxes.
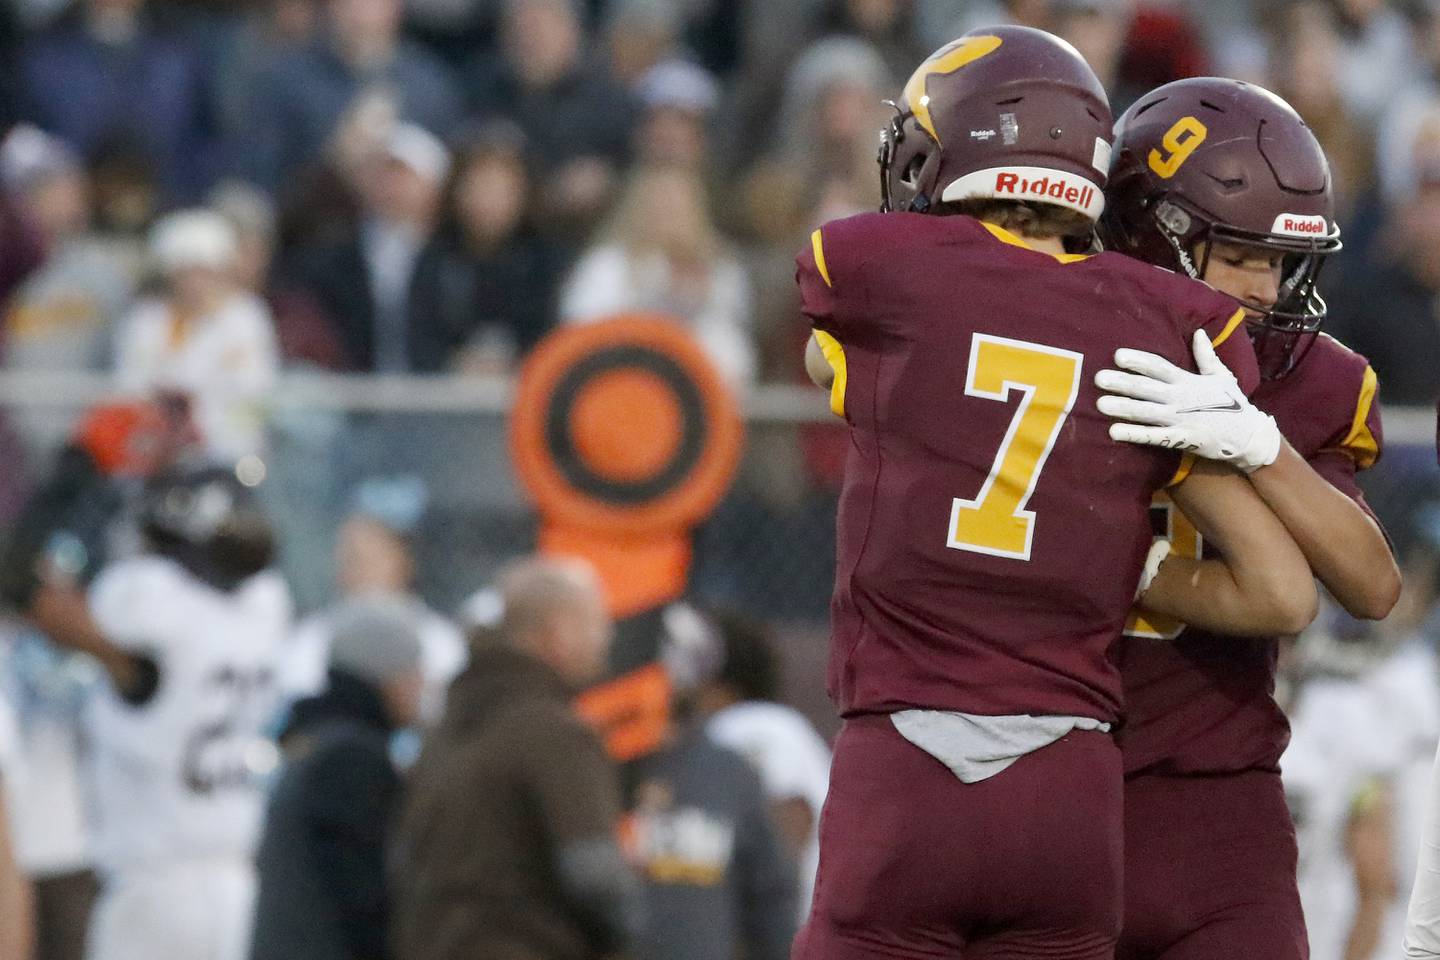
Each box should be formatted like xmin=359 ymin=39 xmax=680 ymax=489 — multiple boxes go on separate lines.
xmin=796 ymin=225 xmax=844 ymax=336
xmin=1316 ymin=362 xmax=1382 ymax=473
xmin=1155 ymin=267 xmax=1261 ymax=395
xmin=1310 ymin=362 xmax=1383 ymax=520
xmin=1202 ymin=306 xmax=1261 ymax=396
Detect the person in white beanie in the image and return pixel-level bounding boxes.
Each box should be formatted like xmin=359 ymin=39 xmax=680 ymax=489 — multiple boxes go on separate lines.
xmin=633 ymin=59 xmax=719 ymax=173
xmin=291 ymin=123 xmax=452 ymax=372
xmin=113 ymin=209 xmax=279 ymax=459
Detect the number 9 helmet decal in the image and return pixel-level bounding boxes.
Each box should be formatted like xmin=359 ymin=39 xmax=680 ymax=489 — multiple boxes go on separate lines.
xmin=1102 ymin=77 xmax=1343 ymax=380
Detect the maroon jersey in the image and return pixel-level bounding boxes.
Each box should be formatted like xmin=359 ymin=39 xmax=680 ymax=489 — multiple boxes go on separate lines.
xmin=1116 ymin=333 xmax=1382 ymax=777
xmin=798 ymin=211 xmax=1257 ymax=723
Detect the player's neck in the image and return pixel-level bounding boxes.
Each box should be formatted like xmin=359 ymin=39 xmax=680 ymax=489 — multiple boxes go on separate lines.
xmin=1003 ymin=230 xmax=1068 ymax=257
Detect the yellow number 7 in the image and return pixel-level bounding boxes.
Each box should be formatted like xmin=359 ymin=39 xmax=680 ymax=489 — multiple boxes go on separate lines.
xmin=1147 ymin=116 xmax=1208 ymax=179
xmin=948 ymin=334 xmax=1083 ymax=561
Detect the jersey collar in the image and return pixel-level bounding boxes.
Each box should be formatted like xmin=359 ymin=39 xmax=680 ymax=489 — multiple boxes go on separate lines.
xmin=979 ymin=221 xmax=1093 ymax=264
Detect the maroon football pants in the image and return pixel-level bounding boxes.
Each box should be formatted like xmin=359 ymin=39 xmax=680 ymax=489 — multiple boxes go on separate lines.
xmin=793 ymin=715 xmax=1123 ymax=960
xmin=1117 ymin=770 xmax=1306 ymax=960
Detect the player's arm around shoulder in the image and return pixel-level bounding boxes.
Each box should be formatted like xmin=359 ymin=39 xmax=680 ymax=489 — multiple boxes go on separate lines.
xmin=1138 ymin=458 xmax=1317 ymax=637
xmin=1245 ymin=343 xmax=1399 ymax=620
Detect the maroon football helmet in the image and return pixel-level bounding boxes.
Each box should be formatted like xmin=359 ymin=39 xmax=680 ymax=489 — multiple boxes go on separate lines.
xmin=879 ymin=25 xmax=1114 ymax=223
xmin=1103 ymin=77 xmax=1342 ymax=379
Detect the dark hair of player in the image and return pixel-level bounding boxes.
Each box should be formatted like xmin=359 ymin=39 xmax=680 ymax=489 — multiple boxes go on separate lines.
xmin=940 ymin=198 xmax=1096 ymax=240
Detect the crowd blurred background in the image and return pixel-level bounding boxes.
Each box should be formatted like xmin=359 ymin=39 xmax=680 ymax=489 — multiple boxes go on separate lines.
xmin=0 ymin=0 xmax=1434 ymax=957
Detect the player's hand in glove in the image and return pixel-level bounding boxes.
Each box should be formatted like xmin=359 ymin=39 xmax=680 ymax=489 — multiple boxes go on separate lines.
xmin=1095 ymin=329 xmax=1281 ymax=473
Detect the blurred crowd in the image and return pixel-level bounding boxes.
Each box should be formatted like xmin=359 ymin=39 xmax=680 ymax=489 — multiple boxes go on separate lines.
xmin=0 ymin=0 xmax=1433 ymax=437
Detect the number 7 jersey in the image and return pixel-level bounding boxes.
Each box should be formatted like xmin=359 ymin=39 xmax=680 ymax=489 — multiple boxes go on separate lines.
xmin=798 ymin=211 xmax=1258 ymax=723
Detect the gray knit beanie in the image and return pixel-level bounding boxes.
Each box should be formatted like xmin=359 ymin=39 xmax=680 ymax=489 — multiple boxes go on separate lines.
xmin=328 ymin=596 xmax=425 ymax=685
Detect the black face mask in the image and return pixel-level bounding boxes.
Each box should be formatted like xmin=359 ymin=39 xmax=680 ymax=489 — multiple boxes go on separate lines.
xmin=1147 ymin=196 xmax=1342 ymax=381
xmin=1191 ymin=234 xmax=1333 ymax=381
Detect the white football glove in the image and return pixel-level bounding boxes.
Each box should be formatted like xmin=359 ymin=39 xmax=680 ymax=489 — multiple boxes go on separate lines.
xmin=1095 ymin=329 xmax=1281 ymax=474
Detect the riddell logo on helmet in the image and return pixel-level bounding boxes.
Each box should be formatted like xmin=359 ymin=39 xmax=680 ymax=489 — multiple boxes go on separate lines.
xmin=942 ymin=166 xmax=1105 ymax=217
xmin=1272 ymin=213 xmax=1328 ymax=237
xmin=994 ymin=171 xmax=1097 ymax=211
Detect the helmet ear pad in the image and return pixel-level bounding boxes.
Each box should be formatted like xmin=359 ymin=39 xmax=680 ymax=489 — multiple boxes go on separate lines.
xmin=1101 ymin=161 xmax=1201 ymax=277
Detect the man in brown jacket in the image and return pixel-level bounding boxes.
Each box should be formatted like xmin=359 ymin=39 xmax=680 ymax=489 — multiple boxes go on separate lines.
xmin=392 ymin=556 xmax=641 ymax=960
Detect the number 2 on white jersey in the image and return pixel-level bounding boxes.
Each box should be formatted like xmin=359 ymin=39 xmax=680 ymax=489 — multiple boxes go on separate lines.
xmin=948 ymin=334 xmax=1084 ymax=560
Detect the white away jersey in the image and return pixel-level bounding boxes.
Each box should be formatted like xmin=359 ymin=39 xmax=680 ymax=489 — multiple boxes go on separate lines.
xmin=1285 ymin=674 xmax=1406 ymax=960
xmin=0 ymin=683 xmax=18 ymax=786
xmin=86 ymin=556 xmax=291 ymax=873
xmin=1370 ymin=642 xmax=1440 ymax=959
xmin=706 ymin=700 xmax=832 ymax=919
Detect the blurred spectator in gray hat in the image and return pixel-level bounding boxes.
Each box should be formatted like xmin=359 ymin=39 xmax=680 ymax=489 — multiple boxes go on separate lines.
xmin=393 ymin=555 xmax=641 ymax=960
xmin=280 ymin=476 xmax=466 ymax=723
xmin=634 ymin=59 xmax=719 ymax=172
xmin=251 ymin=595 xmax=424 ymax=960
xmin=0 ymin=127 xmax=139 ymax=459
xmin=739 ymin=36 xmax=891 ymax=244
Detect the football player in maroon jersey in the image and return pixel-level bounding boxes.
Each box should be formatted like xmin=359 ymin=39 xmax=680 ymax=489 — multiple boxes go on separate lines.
xmin=1093 ymin=77 xmax=1402 ymax=960
xmin=794 ymin=28 xmax=1318 ymax=960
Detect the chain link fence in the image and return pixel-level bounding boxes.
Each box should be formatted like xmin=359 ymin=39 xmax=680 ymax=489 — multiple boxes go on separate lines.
xmin=2 ymin=373 xmax=1435 ymax=616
